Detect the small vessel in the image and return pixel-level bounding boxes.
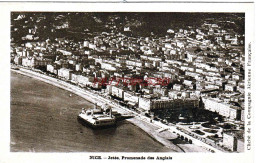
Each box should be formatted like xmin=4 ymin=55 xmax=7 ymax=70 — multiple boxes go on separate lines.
xmin=77 ymin=103 xmax=116 ymax=128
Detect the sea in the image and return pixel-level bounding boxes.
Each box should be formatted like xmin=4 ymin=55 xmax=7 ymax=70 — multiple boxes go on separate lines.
xmin=10 ymin=71 xmax=172 ymax=152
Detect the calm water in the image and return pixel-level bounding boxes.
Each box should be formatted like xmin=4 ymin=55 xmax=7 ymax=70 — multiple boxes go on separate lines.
xmin=10 ymin=72 xmax=172 ymax=152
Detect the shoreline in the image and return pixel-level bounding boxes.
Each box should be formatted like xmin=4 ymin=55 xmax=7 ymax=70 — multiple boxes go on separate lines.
xmin=127 ymin=117 xmax=183 ymax=152
xmin=11 ymin=68 xmax=209 ymax=152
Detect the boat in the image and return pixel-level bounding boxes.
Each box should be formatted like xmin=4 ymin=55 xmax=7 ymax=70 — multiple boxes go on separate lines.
xmin=77 ymin=103 xmax=116 ymax=128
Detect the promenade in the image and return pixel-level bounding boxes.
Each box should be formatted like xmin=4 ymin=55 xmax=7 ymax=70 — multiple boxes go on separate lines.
xmin=11 ymin=67 xmax=217 ymax=153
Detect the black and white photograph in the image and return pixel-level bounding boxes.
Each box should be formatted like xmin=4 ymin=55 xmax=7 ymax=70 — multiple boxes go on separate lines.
xmin=10 ymin=11 xmax=246 ymax=153
xmin=0 ymin=1 xmax=256 ymax=163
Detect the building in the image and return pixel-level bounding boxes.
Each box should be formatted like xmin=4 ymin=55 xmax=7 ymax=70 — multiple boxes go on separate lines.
xmin=225 ymin=84 xmax=237 ymax=92
xmin=138 ymin=97 xmax=152 ymax=112
xmin=58 ymin=68 xmax=73 ymax=80
xmin=71 ymin=73 xmax=79 ymax=84
xmin=47 ymin=64 xmax=59 ymax=74
xmin=153 ymin=87 xmax=168 ymax=96
xmin=100 ymin=62 xmax=117 ymax=71
xmin=14 ymin=56 xmax=22 ymax=65
xmin=223 ymin=131 xmax=244 ymax=152
xmin=124 ymin=91 xmax=139 ymax=106
xmin=173 ymin=84 xmax=184 ymax=91
xmin=22 ymin=57 xmax=52 ymax=68
xmin=111 ymin=86 xmax=124 ymax=100
xmin=202 ymin=97 xmax=241 ymax=120
xmin=77 ymin=75 xmax=94 ymax=87
xmin=168 ymin=90 xmax=181 ymax=99
xmin=138 ymin=96 xmax=199 ymax=112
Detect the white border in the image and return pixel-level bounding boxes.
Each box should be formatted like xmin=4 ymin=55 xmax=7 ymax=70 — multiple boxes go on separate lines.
xmin=0 ymin=2 xmax=254 ymax=163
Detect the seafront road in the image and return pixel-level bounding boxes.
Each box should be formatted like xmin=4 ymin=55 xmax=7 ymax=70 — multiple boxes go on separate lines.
xmin=11 ymin=67 xmax=220 ymax=153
